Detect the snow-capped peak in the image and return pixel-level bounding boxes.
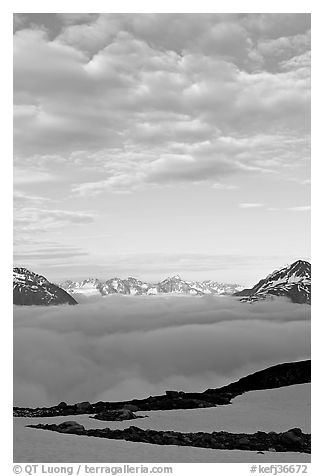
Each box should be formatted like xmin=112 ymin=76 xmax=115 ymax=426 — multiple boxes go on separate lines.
xmin=59 ymin=274 xmax=242 ymax=297
xmin=236 ymin=260 xmax=311 ymax=304
xmin=13 ymin=267 xmax=77 ymax=306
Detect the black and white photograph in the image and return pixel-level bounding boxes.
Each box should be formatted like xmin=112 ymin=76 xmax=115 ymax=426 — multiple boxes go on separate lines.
xmin=12 ymin=9 xmax=312 ymax=469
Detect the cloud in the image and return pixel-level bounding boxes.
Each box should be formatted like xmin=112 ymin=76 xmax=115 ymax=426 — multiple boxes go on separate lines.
xmin=13 ymin=15 xmax=310 ymax=193
xmin=13 ymin=237 xmax=91 ymax=270
xmin=239 ymin=203 xmax=264 ymax=209
xmin=37 ymin=209 xmax=95 ymax=223
xmin=13 ymin=191 xmax=51 ymax=206
xmin=13 ymin=296 xmax=310 ymax=407
xmin=57 ymin=13 xmax=99 ymax=26
xmin=257 ymin=31 xmax=310 ymax=62
xmin=14 ymin=207 xmax=96 ymax=235
xmin=14 ymin=167 xmax=57 ymax=185
xmin=70 ymin=129 xmax=307 ymax=195
xmin=13 ymin=14 xmax=28 ymax=30
xmin=266 ymin=205 xmax=311 ymax=212
xmin=14 ymin=247 xmax=88 ymax=261
xmin=243 ymin=14 xmax=310 ymax=40
xmin=144 ymin=154 xmax=240 ymax=185
xmin=279 ymin=51 xmax=311 ymax=71
xmin=286 ymin=206 xmax=311 ymax=212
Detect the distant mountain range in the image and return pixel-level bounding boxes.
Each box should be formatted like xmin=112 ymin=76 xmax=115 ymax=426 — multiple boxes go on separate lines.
xmin=13 ymin=260 xmax=311 ymax=306
xmin=58 ymin=274 xmax=243 ymax=297
xmin=13 ymin=268 xmax=77 ymax=306
xmin=234 ymin=260 xmax=311 ymax=304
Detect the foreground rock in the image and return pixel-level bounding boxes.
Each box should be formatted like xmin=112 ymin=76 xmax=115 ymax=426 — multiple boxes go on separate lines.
xmin=14 ymin=360 xmax=310 ymax=418
xmin=53 ymin=421 xmax=85 ymax=434
xmin=204 ymin=360 xmax=311 ymax=396
xmin=27 ymin=423 xmax=311 ymax=454
xmin=90 ymin=409 xmax=146 ymax=421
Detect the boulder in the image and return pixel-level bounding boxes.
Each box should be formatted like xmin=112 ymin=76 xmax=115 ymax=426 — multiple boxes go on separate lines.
xmin=75 ymin=401 xmax=92 ymax=413
xmin=288 ymin=427 xmax=303 ymax=437
xmin=280 ymin=430 xmax=303 ymax=447
xmin=165 ymin=390 xmax=180 ymax=397
xmin=57 ymin=421 xmax=85 ymax=434
xmin=57 ymin=402 xmax=68 ymax=408
xmin=237 ymin=437 xmax=252 ymax=449
xmin=120 ymin=408 xmax=142 ymax=419
xmin=122 ymin=404 xmax=139 ymax=412
xmin=92 ymin=409 xmax=141 ymax=421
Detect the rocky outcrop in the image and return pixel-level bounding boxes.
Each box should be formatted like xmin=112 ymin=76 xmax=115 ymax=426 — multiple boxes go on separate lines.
xmin=75 ymin=402 xmax=92 ymax=414
xmin=205 ymin=360 xmax=311 ymax=397
xmin=53 ymin=421 xmax=85 ymax=434
xmin=90 ymin=409 xmax=146 ymax=421
xmin=27 ymin=423 xmax=311 ymax=454
xmin=13 ymin=359 xmax=310 ymax=418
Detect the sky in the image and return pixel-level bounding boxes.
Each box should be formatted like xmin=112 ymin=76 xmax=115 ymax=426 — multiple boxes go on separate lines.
xmin=13 ymin=13 xmax=311 ymax=286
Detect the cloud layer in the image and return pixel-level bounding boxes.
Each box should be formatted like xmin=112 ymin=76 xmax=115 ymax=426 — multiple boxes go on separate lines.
xmin=13 ymin=296 xmax=310 ymax=407
xmin=14 ymin=14 xmax=310 ymax=193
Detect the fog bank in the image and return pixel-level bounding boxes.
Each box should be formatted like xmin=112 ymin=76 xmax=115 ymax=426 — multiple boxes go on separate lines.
xmin=13 ymin=295 xmax=310 ymax=406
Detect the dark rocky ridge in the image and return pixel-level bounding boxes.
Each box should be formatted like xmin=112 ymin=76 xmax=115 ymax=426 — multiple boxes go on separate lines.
xmin=27 ymin=423 xmax=311 ymax=454
xmin=204 ymin=360 xmax=311 ymax=396
xmin=13 ymin=267 xmax=77 ymax=306
xmin=14 ymin=360 xmax=310 ymax=418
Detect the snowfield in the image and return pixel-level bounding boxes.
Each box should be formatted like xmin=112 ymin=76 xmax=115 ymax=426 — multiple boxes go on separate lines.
xmin=14 ymin=384 xmax=310 ymax=463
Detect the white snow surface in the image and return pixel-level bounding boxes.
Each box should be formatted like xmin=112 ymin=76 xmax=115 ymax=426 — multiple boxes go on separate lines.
xmin=14 ymin=384 xmax=310 ymax=463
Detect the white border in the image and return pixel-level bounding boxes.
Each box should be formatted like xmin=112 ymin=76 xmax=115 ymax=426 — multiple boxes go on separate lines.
xmin=4 ymin=3 xmax=321 ymax=475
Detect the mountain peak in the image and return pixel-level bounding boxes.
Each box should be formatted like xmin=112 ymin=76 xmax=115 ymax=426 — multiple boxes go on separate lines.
xmin=13 ymin=267 xmax=77 ymax=306
xmin=235 ymin=259 xmax=311 ymax=304
xmin=289 ymin=259 xmax=310 ymax=271
xmin=59 ymin=275 xmax=242 ymax=297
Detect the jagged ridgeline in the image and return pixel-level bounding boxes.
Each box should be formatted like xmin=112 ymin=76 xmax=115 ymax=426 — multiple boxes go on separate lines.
xmin=59 ymin=260 xmax=311 ymax=304
xmin=59 ymin=275 xmax=243 ymax=297
xmin=13 ymin=259 xmax=311 ymax=305
xmin=13 ymin=268 xmax=77 ymax=306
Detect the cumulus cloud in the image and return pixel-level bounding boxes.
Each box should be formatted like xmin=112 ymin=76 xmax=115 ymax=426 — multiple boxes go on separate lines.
xmin=13 ymin=296 xmax=310 ymax=407
xmin=13 ymin=14 xmax=310 ymax=194
xmin=256 ymin=30 xmax=310 ymax=68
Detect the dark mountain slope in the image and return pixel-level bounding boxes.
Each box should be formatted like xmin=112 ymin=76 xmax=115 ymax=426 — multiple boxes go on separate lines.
xmin=13 ymin=267 xmax=77 ymax=306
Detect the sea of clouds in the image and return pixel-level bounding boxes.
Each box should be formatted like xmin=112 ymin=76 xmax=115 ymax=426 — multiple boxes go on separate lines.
xmin=13 ymin=295 xmax=310 ymax=407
